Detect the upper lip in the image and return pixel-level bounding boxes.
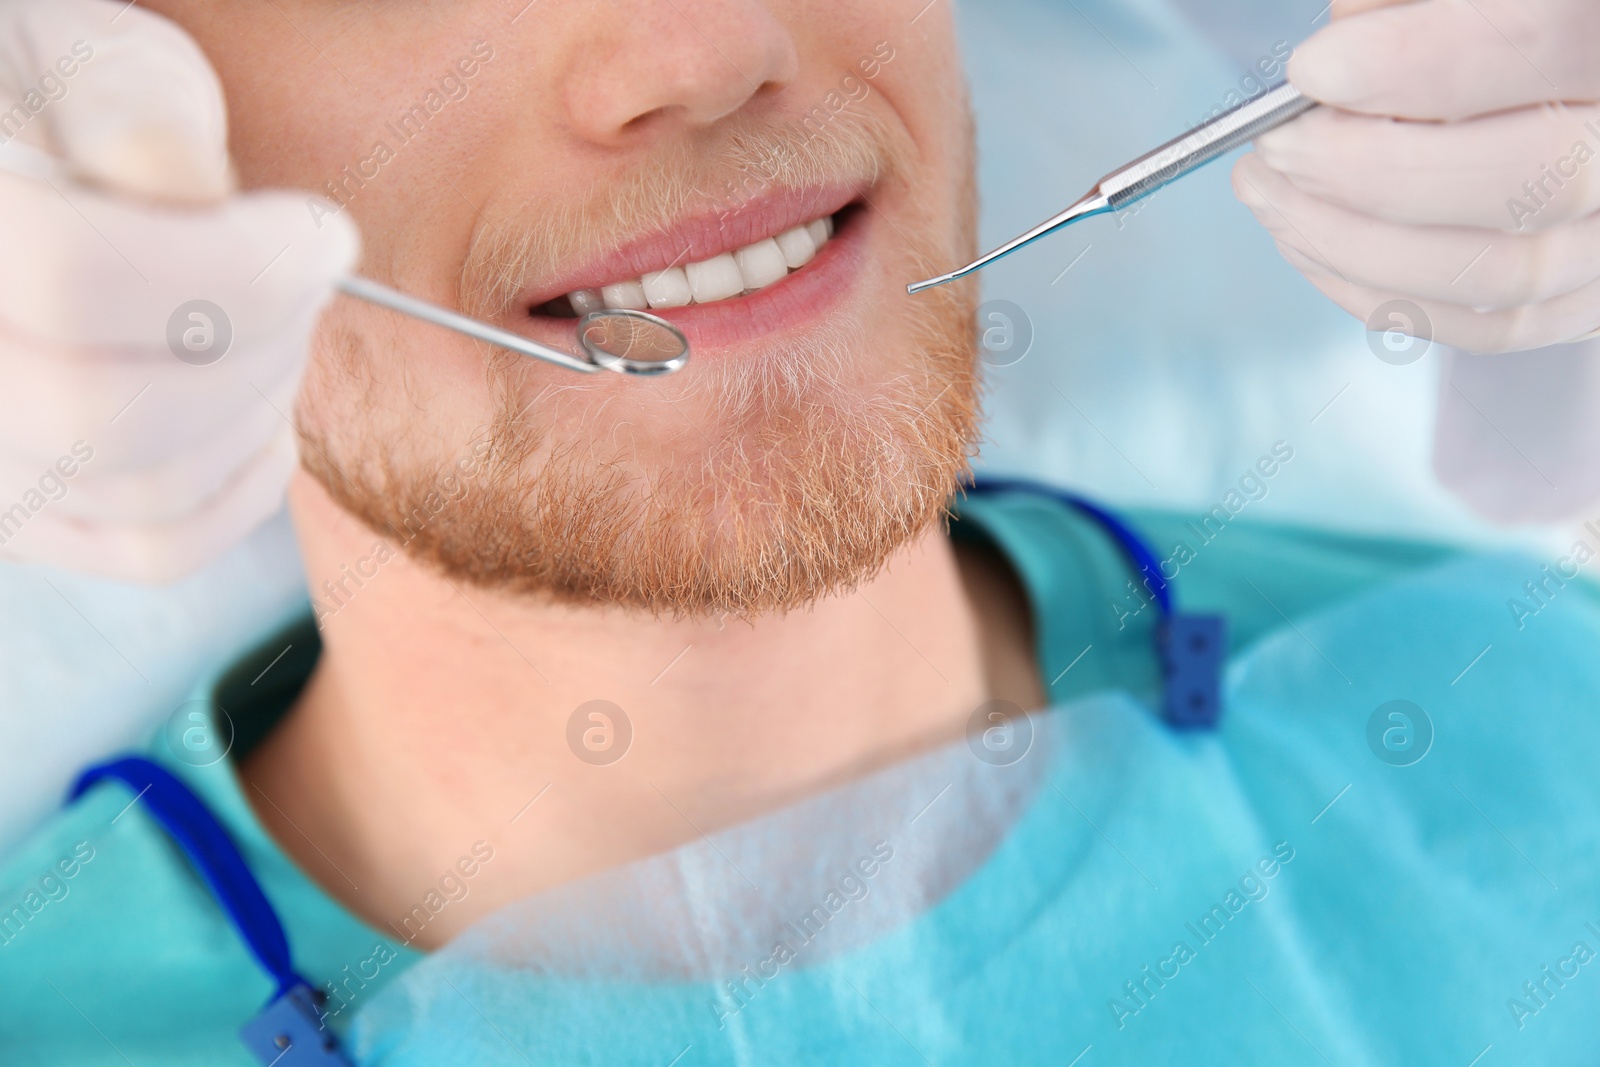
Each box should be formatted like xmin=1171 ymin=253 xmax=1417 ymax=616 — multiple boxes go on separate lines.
xmin=516 ymin=182 xmax=864 ymax=311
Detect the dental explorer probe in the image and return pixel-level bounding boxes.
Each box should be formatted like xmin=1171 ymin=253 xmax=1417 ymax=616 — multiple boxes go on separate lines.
xmin=908 ymin=81 xmax=1317 ymax=294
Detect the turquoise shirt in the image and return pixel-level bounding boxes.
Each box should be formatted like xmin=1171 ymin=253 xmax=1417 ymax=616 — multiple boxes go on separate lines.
xmin=2 ymin=489 xmax=1597 ymax=1065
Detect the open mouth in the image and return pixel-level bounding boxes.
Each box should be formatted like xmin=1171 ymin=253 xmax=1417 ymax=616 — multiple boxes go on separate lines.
xmin=534 ymin=204 xmax=861 ymax=319
xmin=511 ymin=185 xmax=873 ymax=357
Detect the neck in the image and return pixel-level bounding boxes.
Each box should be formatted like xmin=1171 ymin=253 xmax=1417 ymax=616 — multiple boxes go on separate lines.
xmin=243 ymin=471 xmax=1035 ymax=948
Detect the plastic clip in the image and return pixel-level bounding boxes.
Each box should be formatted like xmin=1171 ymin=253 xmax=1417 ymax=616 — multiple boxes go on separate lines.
xmin=1159 ymin=613 xmax=1227 ymax=729
xmin=239 ymin=982 xmax=353 ymax=1067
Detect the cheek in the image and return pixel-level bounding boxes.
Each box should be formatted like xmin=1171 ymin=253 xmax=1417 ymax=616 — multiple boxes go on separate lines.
xmin=299 ymin=299 xmax=492 ymax=450
xmin=141 ymin=2 xmax=351 ymax=189
xmin=846 ymin=20 xmax=970 ymax=240
xmin=152 ymin=2 xmax=494 ymax=273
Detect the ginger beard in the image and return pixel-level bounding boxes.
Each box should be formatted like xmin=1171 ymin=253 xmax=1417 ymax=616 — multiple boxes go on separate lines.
xmin=294 ymin=106 xmax=981 ymax=618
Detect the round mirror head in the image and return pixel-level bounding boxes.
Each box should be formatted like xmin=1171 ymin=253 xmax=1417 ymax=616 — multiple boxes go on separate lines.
xmin=577 ymin=310 xmax=690 ymax=376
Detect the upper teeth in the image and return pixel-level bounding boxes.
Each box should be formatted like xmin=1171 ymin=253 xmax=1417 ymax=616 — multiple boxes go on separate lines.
xmin=567 ymin=215 xmax=834 ymax=313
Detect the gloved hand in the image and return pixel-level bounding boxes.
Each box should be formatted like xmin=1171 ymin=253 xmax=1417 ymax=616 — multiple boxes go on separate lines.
xmin=1233 ymin=0 xmax=1600 ymax=354
xmin=0 ymin=0 xmax=357 ymax=582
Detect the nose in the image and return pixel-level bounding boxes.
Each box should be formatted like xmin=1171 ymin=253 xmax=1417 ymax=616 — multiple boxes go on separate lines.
xmin=561 ymin=0 xmax=799 ymax=143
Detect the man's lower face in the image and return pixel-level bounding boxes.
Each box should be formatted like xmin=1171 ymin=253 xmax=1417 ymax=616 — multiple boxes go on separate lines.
xmin=264 ymin=14 xmax=983 ymax=617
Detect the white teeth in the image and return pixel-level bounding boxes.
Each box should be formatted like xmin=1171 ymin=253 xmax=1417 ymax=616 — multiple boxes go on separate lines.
xmin=735 ymin=238 xmax=789 ymax=291
xmin=601 ymin=280 xmax=649 ymax=310
xmin=568 ymin=213 xmax=837 ymax=314
xmin=686 ymin=253 xmax=745 ymax=304
xmin=774 ymin=225 xmax=817 ymax=270
xmin=642 ymin=266 xmax=692 ymax=309
xmin=569 ymin=288 xmax=605 ymax=315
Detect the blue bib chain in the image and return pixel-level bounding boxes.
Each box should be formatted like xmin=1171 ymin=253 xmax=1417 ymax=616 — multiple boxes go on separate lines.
xmin=966 ymin=477 xmax=1227 ymax=729
xmin=69 ymin=758 xmax=353 ymax=1066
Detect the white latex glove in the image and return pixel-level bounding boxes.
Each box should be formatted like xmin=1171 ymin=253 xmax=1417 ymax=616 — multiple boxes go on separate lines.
xmin=1233 ymin=0 xmax=1600 ymax=354
xmin=1433 ymin=337 xmax=1600 ymax=523
xmin=0 ymin=0 xmax=357 ymax=582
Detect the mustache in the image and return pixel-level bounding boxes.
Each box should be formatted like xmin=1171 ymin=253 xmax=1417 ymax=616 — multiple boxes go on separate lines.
xmin=457 ymin=106 xmax=912 ymax=321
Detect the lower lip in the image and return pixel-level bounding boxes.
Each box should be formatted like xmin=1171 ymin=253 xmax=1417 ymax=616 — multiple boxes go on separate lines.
xmin=519 ymin=208 xmax=869 ymax=363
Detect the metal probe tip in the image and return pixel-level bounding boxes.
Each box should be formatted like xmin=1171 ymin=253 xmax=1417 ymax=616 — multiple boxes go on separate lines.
xmin=906 ymin=271 xmax=966 ymax=295
xmin=906 ymin=194 xmax=1110 ymax=295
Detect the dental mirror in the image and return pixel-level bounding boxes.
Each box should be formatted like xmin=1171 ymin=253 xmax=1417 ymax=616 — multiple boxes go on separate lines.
xmin=576 ymin=309 xmax=691 ymax=376
xmin=337 ymin=277 xmax=690 ymax=377
xmin=0 ymin=139 xmax=689 ymax=379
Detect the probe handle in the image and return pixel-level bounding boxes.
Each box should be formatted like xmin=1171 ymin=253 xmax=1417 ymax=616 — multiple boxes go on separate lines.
xmin=1098 ymin=82 xmax=1317 ymax=211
